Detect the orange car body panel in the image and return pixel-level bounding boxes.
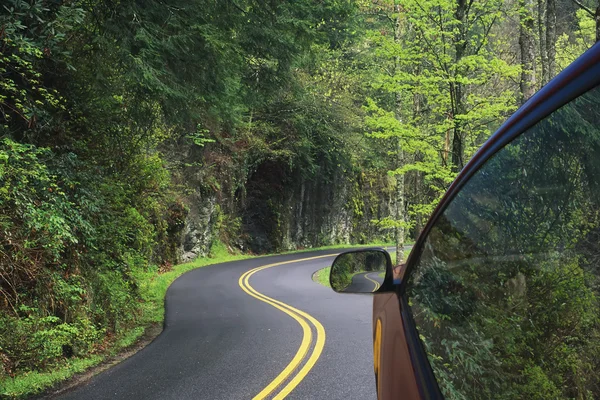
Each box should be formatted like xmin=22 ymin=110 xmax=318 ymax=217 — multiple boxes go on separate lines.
xmin=372 ymin=292 xmax=421 ymax=400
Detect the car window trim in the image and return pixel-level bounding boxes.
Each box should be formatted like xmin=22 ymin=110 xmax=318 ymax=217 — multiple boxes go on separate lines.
xmin=400 ymin=294 xmax=444 ymax=399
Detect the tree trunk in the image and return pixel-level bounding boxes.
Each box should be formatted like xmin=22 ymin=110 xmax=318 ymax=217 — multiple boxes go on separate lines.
xmin=519 ymin=0 xmax=536 ymax=104
xmin=450 ymin=0 xmax=467 ymax=171
xmin=450 ymin=81 xmax=465 ymax=170
xmin=538 ymin=0 xmax=547 ymax=85
xmin=394 ymin=4 xmax=405 ymax=265
xmin=451 ymin=121 xmax=464 ymax=171
xmin=545 ymin=0 xmax=557 ymax=80
xmin=394 ymin=136 xmax=405 ymax=265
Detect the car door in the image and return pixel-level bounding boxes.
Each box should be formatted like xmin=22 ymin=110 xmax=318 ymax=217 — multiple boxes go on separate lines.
xmin=391 ymin=42 xmax=600 ymax=399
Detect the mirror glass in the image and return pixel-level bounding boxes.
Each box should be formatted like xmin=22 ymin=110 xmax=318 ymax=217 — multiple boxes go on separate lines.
xmin=330 ymin=250 xmax=388 ymax=293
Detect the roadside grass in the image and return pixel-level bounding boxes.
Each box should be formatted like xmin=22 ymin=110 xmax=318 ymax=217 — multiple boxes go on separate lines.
xmin=313 ymin=247 xmax=413 ymax=289
xmin=1 ymin=241 xmax=392 ymax=399
xmin=1 ymin=356 xmax=104 ymax=399
xmin=313 ymin=266 xmax=331 ymax=287
xmin=137 ymin=241 xmax=252 ymax=326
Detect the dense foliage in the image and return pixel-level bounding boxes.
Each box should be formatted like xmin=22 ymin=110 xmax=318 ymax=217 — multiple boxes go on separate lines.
xmin=0 ymin=0 xmax=597 ymax=395
xmin=0 ymin=0 xmax=370 ymax=387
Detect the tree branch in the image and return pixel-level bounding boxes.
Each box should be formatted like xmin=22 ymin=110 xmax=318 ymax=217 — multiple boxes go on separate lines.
xmin=570 ymin=0 xmax=595 ymax=17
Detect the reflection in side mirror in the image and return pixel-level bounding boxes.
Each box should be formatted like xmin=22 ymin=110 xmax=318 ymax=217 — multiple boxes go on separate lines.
xmin=329 ymin=249 xmax=391 ymax=293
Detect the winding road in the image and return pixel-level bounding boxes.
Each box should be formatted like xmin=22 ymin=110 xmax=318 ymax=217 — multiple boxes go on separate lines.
xmin=344 ymin=272 xmax=384 ymax=293
xmin=56 ymin=249 xmax=381 ymax=400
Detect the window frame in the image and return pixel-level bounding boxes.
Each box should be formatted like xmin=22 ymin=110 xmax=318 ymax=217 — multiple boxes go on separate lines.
xmin=397 ymin=42 xmax=600 ymax=400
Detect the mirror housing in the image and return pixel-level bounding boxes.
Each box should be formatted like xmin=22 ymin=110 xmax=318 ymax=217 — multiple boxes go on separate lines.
xmin=329 ymin=249 xmax=394 ymax=293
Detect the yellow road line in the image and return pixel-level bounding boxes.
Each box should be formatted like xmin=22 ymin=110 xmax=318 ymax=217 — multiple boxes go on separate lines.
xmin=364 ymin=273 xmax=380 ymax=292
xmin=272 ymin=299 xmax=326 ymax=400
xmin=239 ymin=271 xmax=312 ymax=399
xmin=238 ymin=254 xmax=336 ymax=399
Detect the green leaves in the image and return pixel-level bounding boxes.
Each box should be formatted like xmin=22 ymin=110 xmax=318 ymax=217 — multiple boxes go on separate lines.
xmin=358 ymin=0 xmax=523 ymax=239
xmin=0 ymin=0 xmax=83 ymax=134
xmin=0 ymin=139 xmax=78 ymax=259
xmin=186 ymin=126 xmax=216 ymax=148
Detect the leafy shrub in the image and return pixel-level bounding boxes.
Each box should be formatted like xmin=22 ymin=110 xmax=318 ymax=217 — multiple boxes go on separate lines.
xmin=0 ymin=136 xmax=171 ymax=376
xmin=0 ymin=309 xmax=102 ymax=376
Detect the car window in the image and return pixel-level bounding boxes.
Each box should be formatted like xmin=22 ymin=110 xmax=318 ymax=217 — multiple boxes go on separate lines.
xmin=405 ymin=85 xmax=600 ymax=399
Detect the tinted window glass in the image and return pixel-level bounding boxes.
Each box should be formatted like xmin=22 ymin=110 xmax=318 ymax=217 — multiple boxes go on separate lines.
xmin=406 ymin=86 xmax=600 ymax=399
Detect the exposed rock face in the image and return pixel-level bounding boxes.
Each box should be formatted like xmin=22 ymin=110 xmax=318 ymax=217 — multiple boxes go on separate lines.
xmin=180 ymin=194 xmax=217 ymax=262
xmin=279 ymin=172 xmax=352 ymax=251
xmin=178 ymin=158 xmax=392 ymax=261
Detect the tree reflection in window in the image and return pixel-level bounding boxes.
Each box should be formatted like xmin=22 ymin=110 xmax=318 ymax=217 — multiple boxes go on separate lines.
xmin=407 ymin=85 xmax=600 ymax=399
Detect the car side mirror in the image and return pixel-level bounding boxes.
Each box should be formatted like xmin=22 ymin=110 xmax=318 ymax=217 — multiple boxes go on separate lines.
xmin=329 ymin=249 xmax=394 ymax=293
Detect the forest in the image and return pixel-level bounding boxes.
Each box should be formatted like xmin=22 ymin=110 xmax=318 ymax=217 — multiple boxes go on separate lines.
xmin=0 ymin=0 xmax=598 ymax=397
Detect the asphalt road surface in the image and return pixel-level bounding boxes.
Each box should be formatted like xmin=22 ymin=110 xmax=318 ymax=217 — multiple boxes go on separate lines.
xmin=344 ymin=272 xmax=384 ymax=293
xmin=56 ymin=249 xmax=382 ymax=400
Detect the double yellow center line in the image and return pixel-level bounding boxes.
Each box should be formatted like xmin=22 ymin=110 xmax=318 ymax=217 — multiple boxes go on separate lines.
xmin=238 ymin=254 xmax=337 ymax=400
xmin=364 ymin=273 xmax=381 ymax=292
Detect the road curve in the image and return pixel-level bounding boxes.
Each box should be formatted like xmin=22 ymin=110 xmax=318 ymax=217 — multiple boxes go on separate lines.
xmin=55 ymin=249 xmax=378 ymax=400
xmin=344 ymin=272 xmax=383 ymax=293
